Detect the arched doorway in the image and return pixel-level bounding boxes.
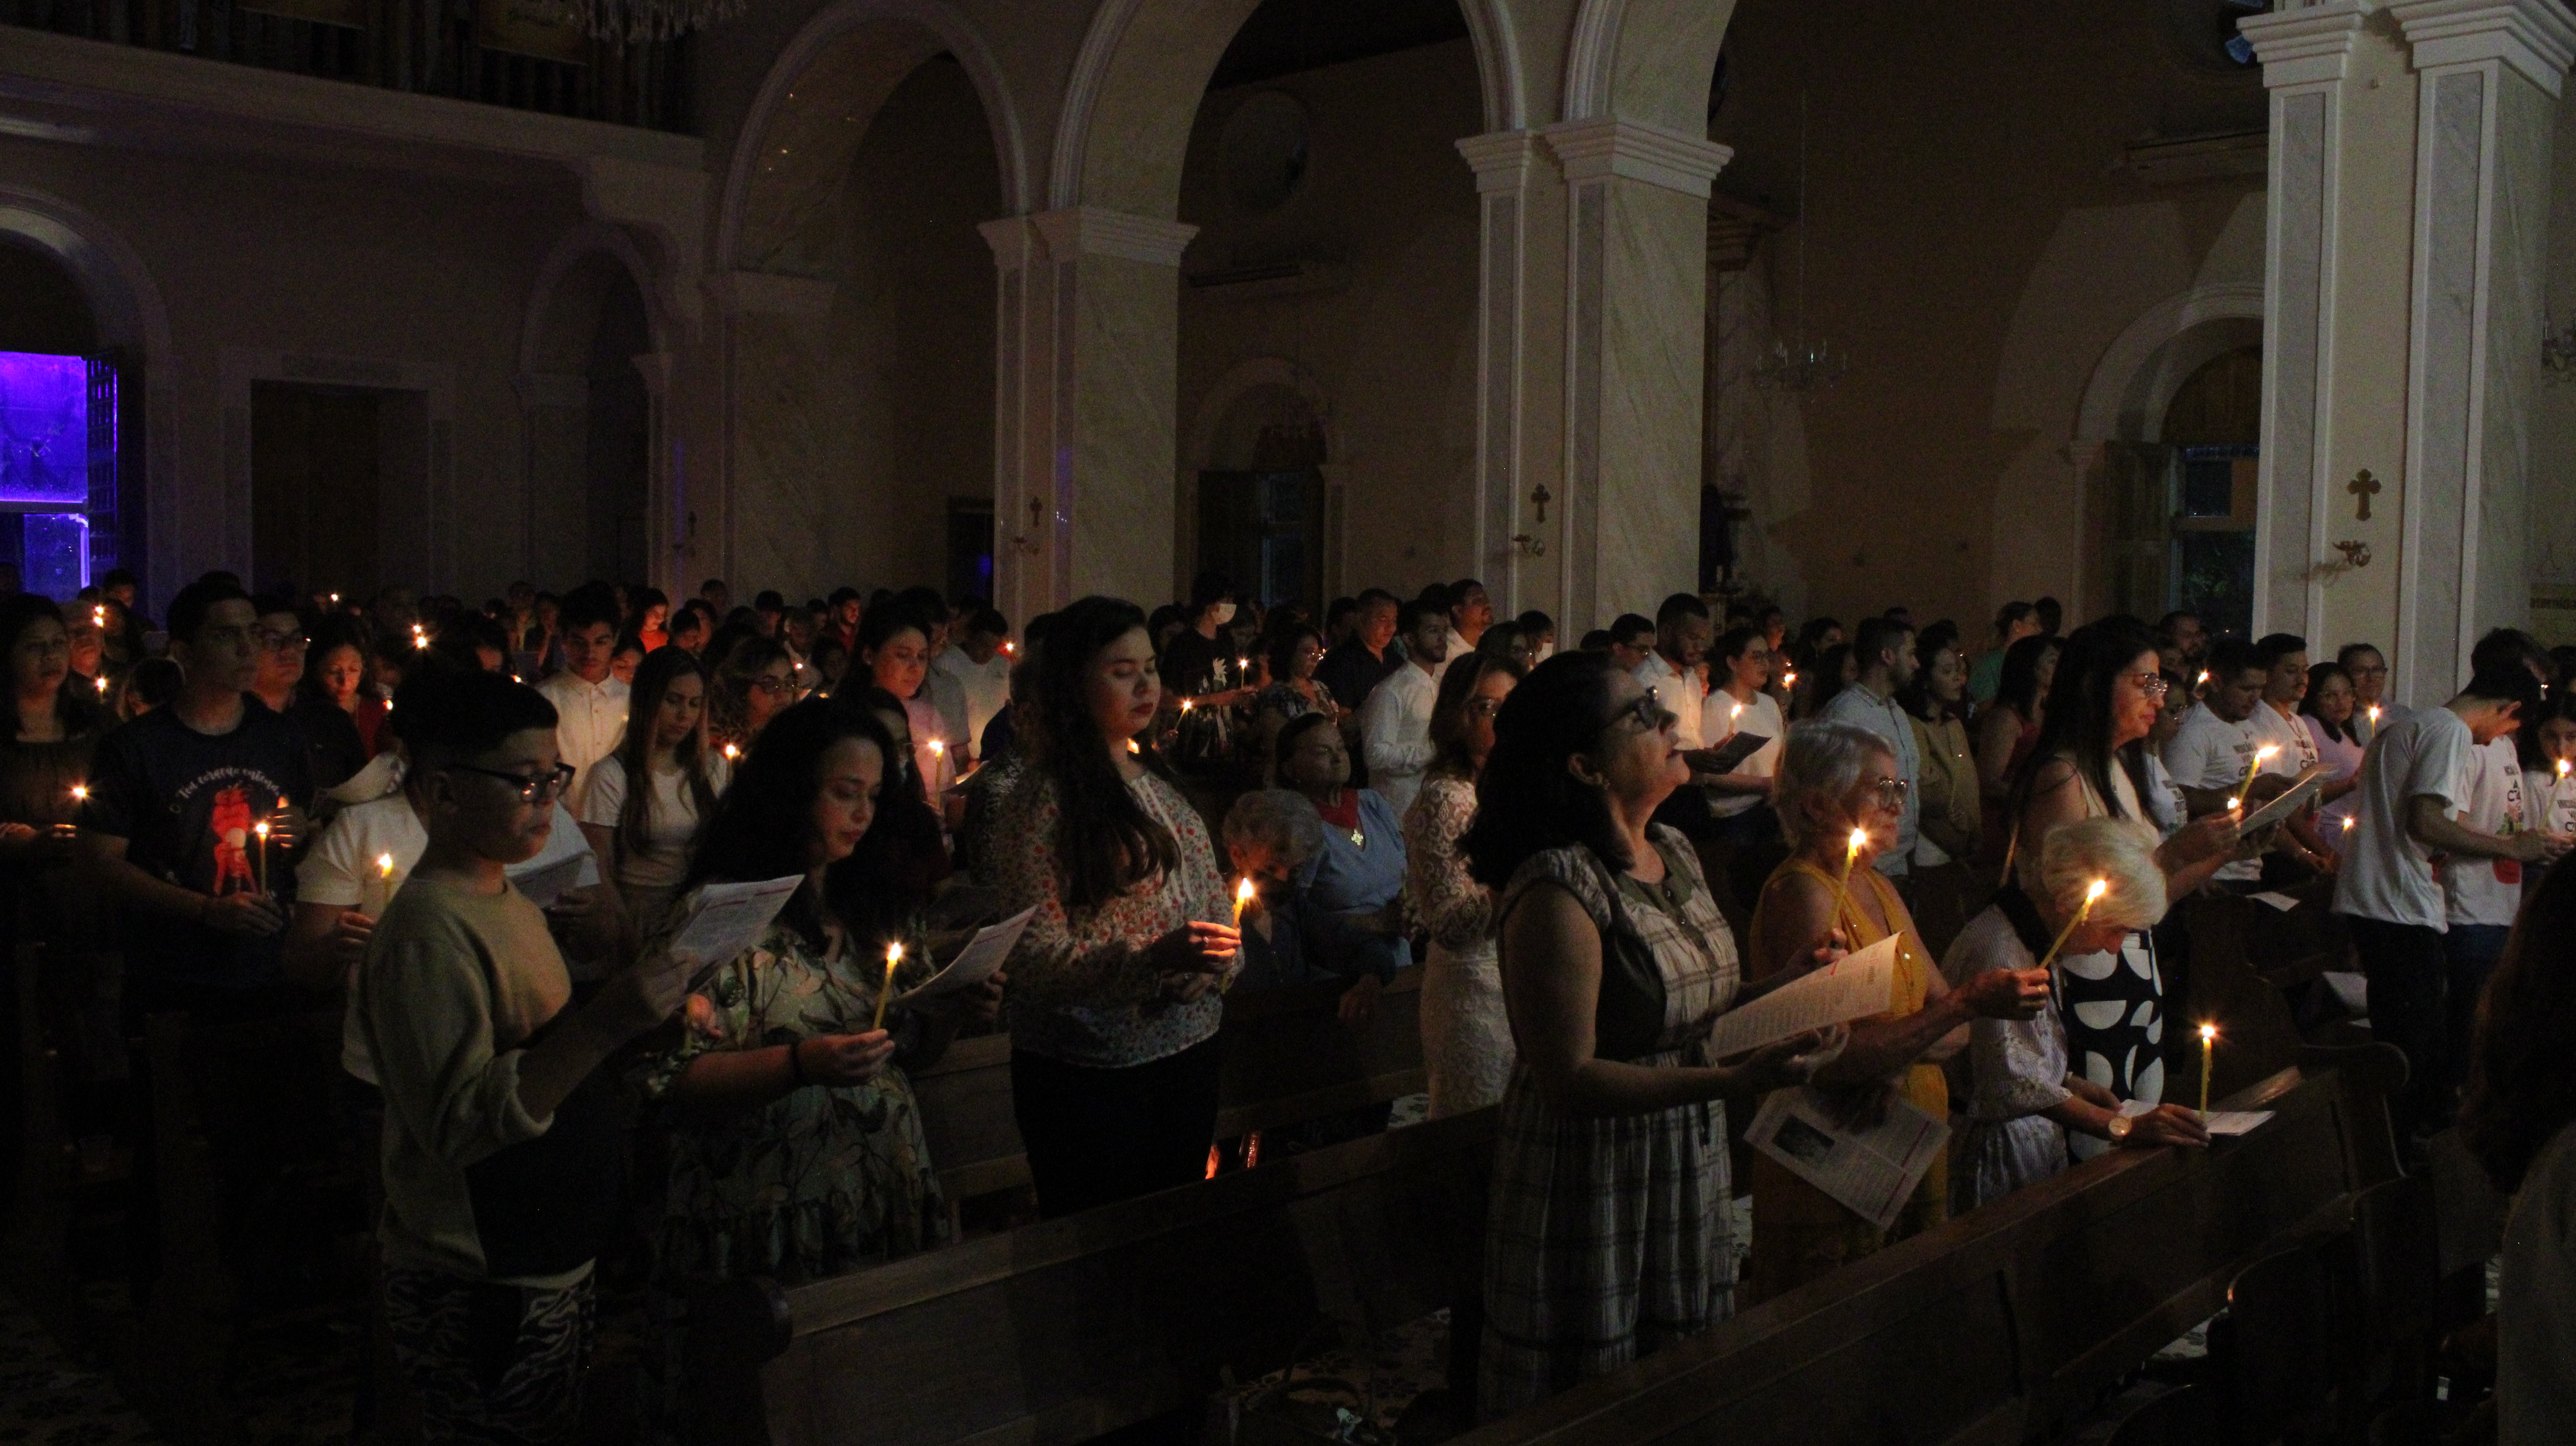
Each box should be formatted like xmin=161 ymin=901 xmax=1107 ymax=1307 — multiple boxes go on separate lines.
xmin=522 ymin=240 xmax=661 ymax=592
xmin=2096 ymin=343 xmax=2263 ymax=638
xmin=0 ymin=234 xmax=137 ymax=602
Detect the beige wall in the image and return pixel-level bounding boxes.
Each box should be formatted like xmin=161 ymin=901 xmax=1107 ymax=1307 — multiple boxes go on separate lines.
xmin=1707 ymin=0 xmax=2266 ymax=634
xmin=2530 ymin=70 xmax=2576 ymax=646
xmin=1176 ymin=39 xmax=1484 ymax=607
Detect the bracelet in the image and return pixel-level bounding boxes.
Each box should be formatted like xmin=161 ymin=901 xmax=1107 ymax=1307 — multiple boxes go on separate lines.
xmin=786 ymin=1039 xmax=809 ymax=1088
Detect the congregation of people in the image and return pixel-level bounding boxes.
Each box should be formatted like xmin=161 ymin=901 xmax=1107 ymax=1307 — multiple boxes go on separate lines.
xmin=7 ymin=563 xmax=2576 ymax=1442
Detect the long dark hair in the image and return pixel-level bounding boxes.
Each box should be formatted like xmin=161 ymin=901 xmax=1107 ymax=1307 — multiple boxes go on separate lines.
xmin=709 ymin=634 xmax=790 ymax=747
xmin=1032 ymin=596 xmax=1180 ymax=911
xmin=1995 ymin=634 xmax=2057 ymax=720
xmin=2299 ymin=661 xmax=2358 ymax=746
xmin=295 ymin=614 xmax=380 ymax=711
xmin=2013 ymin=615 xmax=2155 ymax=826
xmin=0 ymin=594 xmax=103 ymax=740
xmin=2462 ymin=860 xmax=2576 ymax=1192
xmin=1428 ymin=651 xmax=1524 ymax=783
xmin=610 ymin=647 xmax=722 ymax=865
xmin=1461 ymin=651 xmax=1631 ymax=887
xmin=682 ymin=699 xmax=902 ymax=952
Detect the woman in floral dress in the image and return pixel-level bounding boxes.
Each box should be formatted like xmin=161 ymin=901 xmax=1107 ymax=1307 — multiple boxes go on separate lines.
xmin=1403 ymin=651 xmax=1522 ymax=1117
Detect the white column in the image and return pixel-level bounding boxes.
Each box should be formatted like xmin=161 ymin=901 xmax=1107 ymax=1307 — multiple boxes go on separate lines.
xmin=2390 ymin=0 xmax=2575 ymax=698
xmin=983 ymin=206 xmax=1199 ymax=611
xmin=1539 ymin=118 xmax=1732 ymax=632
xmin=1456 ymin=131 xmax=1550 ymax=617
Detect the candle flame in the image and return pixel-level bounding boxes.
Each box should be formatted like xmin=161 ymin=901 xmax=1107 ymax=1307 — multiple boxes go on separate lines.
xmin=2199 ymin=1023 xmax=2218 ymax=1042
xmin=2560 ymin=759 xmax=2571 ymax=778
xmin=254 ymin=821 xmax=270 ymax=839
xmin=723 ymin=743 xmax=739 ymax=760
xmin=70 ymin=784 xmax=86 ymax=802
xmin=2342 ymin=816 xmax=2356 ymax=831
xmin=378 ymin=853 xmax=395 ymax=878
xmin=2227 ymin=797 xmax=2240 ymax=811
xmin=1127 ymin=738 xmax=1141 ymax=754
xmin=886 ymin=942 xmax=904 ymax=966
xmin=2256 ymin=745 xmax=2278 ymax=762
xmin=1846 ymin=826 xmax=1867 ymax=854
xmin=413 ymin=634 xmax=429 ymax=650
xmin=94 ymin=675 xmax=107 ymax=695
xmin=1236 ymin=877 xmax=1256 ymax=907
xmin=2085 ymin=878 xmax=2108 ymax=903
xmin=1180 ymin=699 xmax=1193 ymax=712
xmin=2367 ymin=704 xmax=2381 ymax=722
xmin=2197 ymin=670 xmax=2210 ymax=686
xmin=928 ymin=739 xmax=944 ymax=756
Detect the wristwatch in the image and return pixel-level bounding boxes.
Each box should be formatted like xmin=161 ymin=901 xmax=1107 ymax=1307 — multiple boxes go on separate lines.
xmin=2106 ymin=1114 xmax=2134 ymax=1144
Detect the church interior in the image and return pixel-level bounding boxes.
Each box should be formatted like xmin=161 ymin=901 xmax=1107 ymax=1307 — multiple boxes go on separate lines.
xmin=3 ymin=0 xmax=2576 ymax=1442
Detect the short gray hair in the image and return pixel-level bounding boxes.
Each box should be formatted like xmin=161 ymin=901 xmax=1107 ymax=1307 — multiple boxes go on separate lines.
xmin=1775 ymin=720 xmax=1895 ymax=850
xmin=2038 ymin=817 xmax=2169 ymax=931
xmin=1222 ymin=789 xmax=1324 ymax=870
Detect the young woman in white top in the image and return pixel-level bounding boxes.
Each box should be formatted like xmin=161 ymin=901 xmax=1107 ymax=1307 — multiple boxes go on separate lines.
xmin=1700 ymin=625 xmax=1785 ymax=845
xmin=580 ymin=647 xmax=730 ymax=937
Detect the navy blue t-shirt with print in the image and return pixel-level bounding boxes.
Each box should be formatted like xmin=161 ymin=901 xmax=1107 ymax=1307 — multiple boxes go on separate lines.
xmin=79 ymin=697 xmax=315 ymax=994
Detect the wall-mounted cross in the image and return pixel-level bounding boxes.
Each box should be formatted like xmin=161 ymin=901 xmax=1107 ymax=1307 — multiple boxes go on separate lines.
xmin=2347 ymin=469 xmax=2382 ymax=522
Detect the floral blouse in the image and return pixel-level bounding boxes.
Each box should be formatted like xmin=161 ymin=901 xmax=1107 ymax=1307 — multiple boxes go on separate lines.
xmin=1403 ymin=773 xmax=1492 ymax=952
xmin=990 ymin=768 xmax=1231 ymax=1069
xmin=637 ymin=918 xmax=947 ymax=1283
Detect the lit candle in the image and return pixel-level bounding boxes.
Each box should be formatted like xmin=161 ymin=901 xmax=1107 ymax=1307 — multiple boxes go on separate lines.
xmin=872 ymin=942 xmax=903 ymax=1031
xmin=723 ymin=743 xmax=740 ymax=762
xmin=2033 ymin=879 xmax=2110 ymax=973
xmin=1127 ymin=738 xmax=1142 ymax=755
xmin=928 ymin=738 xmax=944 ymax=761
xmin=69 ymin=784 xmax=86 ymax=804
xmin=253 ymin=820 xmax=271 ymax=894
xmin=363 ymin=852 xmax=397 ymax=917
xmin=1826 ymin=826 xmax=1867 ymax=934
xmin=1179 ymin=699 xmax=1193 ymax=715
xmin=2366 ymin=703 xmax=2381 ymax=731
xmin=1727 ymin=701 xmax=1744 ymax=740
xmin=2235 ymin=744 xmax=2278 ymax=805
xmin=1233 ymin=876 xmax=1256 ymax=927
xmin=413 ymin=633 xmax=429 ymax=650
xmin=2198 ymin=1023 xmax=2218 ymax=1117
xmin=94 ymin=675 xmax=107 ymax=697
xmin=1236 ymin=658 xmax=1249 ymax=688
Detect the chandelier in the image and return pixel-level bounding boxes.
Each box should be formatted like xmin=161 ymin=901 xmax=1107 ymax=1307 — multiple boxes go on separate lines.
xmin=1749 ymin=91 xmax=1847 ymax=395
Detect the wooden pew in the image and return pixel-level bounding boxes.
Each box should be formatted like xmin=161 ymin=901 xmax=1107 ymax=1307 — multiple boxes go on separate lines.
xmin=1454 ymin=1044 xmax=2406 ymax=1446
xmin=685 ymin=1102 xmax=1495 ymax=1446
xmin=911 ymin=966 xmax=1426 ymax=1204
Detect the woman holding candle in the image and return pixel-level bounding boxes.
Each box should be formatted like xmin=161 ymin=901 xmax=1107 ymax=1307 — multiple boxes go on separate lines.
xmin=989 ymin=597 xmax=1241 ymax=1218
xmin=2300 ymin=661 xmax=2369 ymax=838
xmin=639 ymin=700 xmax=999 ymax=1439
xmin=0 ymin=594 xmax=107 ymax=877
xmin=577 ymin=648 xmax=731 ymax=938
xmin=707 ymin=635 xmax=797 ymax=756
xmin=297 ymin=615 xmax=392 ymax=761
xmin=1949 ymin=818 xmax=2207 ymax=1212
xmin=1249 ymin=621 xmax=1344 ymax=784
xmin=1747 ymin=720 xmax=2051 ymax=1296
xmin=1403 ymin=652 xmax=1524 ymax=1118
xmin=1464 ymin=653 xmax=1834 ymax=1416
xmin=855 ymin=606 xmax=959 ymax=799
xmin=2517 ymin=694 xmax=2576 ymax=892
xmin=1704 ymin=625 xmax=1786 ymax=845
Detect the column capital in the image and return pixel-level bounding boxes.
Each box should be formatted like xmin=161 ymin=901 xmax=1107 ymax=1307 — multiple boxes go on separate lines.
xmin=2391 ymin=0 xmax=2576 ymax=95
xmin=1026 ymin=206 xmax=1198 ymax=267
xmin=2240 ymin=0 xmax=2374 ymax=87
xmin=1455 ymin=131 xmax=1542 ymax=194
xmin=1540 ymin=118 xmax=1732 ymax=199
xmin=978 ymin=215 xmax=1039 ymax=270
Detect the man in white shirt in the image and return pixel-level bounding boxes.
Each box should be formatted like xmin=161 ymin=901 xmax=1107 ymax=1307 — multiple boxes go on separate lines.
xmin=933 ymin=607 xmax=1015 ymax=761
xmin=1447 ymin=577 xmax=1495 ymax=655
xmin=2163 ymin=638 xmax=2273 ymax=887
xmin=535 ymin=589 xmax=628 ymax=801
xmin=1634 ymin=594 xmax=1715 ymax=837
xmin=1820 ymin=616 xmax=1921 ymax=881
xmin=2334 ymin=661 xmax=2563 ymax=1139
xmin=2249 ymin=633 xmax=2336 ymax=872
xmin=2337 ymin=642 xmax=2398 ymax=744
xmin=1360 ymin=600 xmax=1449 ymax=817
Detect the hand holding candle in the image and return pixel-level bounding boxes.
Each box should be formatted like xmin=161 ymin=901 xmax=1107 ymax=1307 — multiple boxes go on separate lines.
xmin=1826 ymin=826 xmax=1867 ymax=935
xmin=253 ymin=820 xmax=272 ymax=894
xmin=872 ymin=942 xmax=903 ymax=1031
xmin=2034 ymin=878 xmax=2110 ymax=973
xmin=2198 ymin=1023 xmax=2218 ymax=1117
xmin=2236 ymin=744 xmax=2278 ymax=805
xmin=364 ymin=853 xmax=398 ymax=918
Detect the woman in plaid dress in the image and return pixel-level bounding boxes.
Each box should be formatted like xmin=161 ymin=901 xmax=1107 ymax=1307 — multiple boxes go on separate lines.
xmin=1461 ymin=652 xmax=1834 ymax=1419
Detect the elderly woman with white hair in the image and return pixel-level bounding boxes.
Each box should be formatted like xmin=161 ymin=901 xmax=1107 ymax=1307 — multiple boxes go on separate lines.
xmin=1220 ymin=788 xmax=1332 ymax=993
xmin=1950 ymin=817 xmax=2208 ymax=1212
xmin=1746 ymin=720 xmax=2051 ymax=1297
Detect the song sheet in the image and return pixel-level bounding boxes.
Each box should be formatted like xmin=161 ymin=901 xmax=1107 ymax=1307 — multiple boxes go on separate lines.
xmin=898 ymin=906 xmax=1036 ymax=1003
xmin=2236 ymin=765 xmax=2331 ymax=833
xmin=668 ymin=875 xmax=806 ymax=977
xmin=510 ymin=853 xmax=592 ymax=911
xmin=1747 ymin=1086 xmax=1950 ymax=1233
xmin=1706 ymin=934 xmax=1900 ymax=1060
xmin=2116 ymin=1097 xmax=2275 ymax=1136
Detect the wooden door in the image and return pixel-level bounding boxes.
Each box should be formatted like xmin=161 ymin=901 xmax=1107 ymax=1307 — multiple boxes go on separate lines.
xmin=251 ymin=382 xmax=380 ymax=598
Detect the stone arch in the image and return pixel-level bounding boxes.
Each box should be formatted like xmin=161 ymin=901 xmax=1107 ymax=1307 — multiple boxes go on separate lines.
xmin=519 ymin=223 xmax=664 ymax=588
xmin=1185 ymin=357 xmax=1338 ymax=474
xmin=522 ymin=221 xmax=668 ymax=375
xmin=0 ymin=183 xmax=178 ymax=605
xmin=2075 ymin=282 xmax=2266 ymax=445
xmin=1562 ymin=0 xmax=1735 ymax=130
xmin=714 ymin=0 xmax=1030 ymax=274
xmin=1051 ymin=0 xmax=1525 ymax=215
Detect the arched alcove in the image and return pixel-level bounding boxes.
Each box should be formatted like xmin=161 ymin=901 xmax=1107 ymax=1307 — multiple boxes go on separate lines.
xmin=521 ymin=232 xmax=665 ymax=590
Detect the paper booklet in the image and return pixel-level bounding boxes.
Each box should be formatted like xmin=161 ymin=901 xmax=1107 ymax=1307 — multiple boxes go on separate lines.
xmin=1748 ymin=1086 xmax=1950 ymax=1234
xmin=2235 ymin=764 xmax=2332 ymax=834
xmin=668 ymin=875 xmax=806 ymax=981
xmin=1706 ymin=934 xmax=1901 ymax=1061
xmin=510 ymin=852 xmax=592 ymax=911
xmin=897 ymin=906 xmax=1037 ymax=1003
xmin=1694 ymin=732 xmax=1771 ymax=775
xmin=2117 ymin=1097 xmax=2274 ymax=1137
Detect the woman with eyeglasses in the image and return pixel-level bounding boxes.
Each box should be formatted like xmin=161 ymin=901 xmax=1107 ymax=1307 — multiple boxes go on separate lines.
xmin=708 ymin=636 xmax=798 ymax=757
xmin=1703 ymin=625 xmax=1785 ymax=845
xmin=1403 ymin=652 xmax=1523 ymax=1118
xmin=1745 ymin=720 xmax=2049 ymax=1296
xmin=1250 ymin=621 xmax=1344 ymax=785
xmin=2004 ymin=617 xmax=2239 ymax=1133
xmin=1463 ymin=653 xmax=1835 ymax=1417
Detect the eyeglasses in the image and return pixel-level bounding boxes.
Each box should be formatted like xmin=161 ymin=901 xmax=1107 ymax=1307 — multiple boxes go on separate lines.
xmin=1465 ymin=697 xmax=1505 ymax=720
xmin=2119 ymin=669 xmax=2170 ymax=699
xmin=751 ymin=674 xmax=798 ymax=696
xmin=1602 ymin=690 xmax=1674 ymax=736
xmin=1868 ymin=778 xmax=1912 ymax=807
xmin=447 ymin=762 xmax=576 ymax=804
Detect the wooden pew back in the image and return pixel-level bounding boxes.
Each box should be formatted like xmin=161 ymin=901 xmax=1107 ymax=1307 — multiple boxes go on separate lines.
xmin=1452 ymin=1045 xmax=2405 ymax=1446
xmin=910 ymin=967 xmax=1427 ymax=1202
xmin=687 ymin=1102 xmax=1495 ymax=1446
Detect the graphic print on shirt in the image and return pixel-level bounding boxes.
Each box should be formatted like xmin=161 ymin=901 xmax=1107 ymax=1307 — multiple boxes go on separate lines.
xmin=209 ymin=784 xmax=257 ymax=894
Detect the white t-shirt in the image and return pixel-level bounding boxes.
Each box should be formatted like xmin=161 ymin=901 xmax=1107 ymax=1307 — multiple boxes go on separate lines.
xmin=2164 ymin=702 xmax=2263 ymax=881
xmin=1633 ymin=651 xmax=1706 ymax=750
xmin=2257 ymin=700 xmax=2319 ymax=774
xmin=2527 ymin=766 xmax=2576 ymax=838
xmin=2333 ymin=705 xmax=2473 ymax=931
xmin=2142 ymin=752 xmax=2188 ymax=838
xmin=933 ymin=648 xmax=1013 ymax=761
xmin=577 ymin=752 xmax=731 ymax=898
xmin=2443 ymin=738 xmax=2528 ymax=928
xmin=1706 ymin=688 xmax=1784 ymax=819
xmin=298 ymin=791 xmax=601 ymax=1082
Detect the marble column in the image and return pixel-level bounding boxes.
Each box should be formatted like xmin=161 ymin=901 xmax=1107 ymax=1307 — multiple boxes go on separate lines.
xmin=1455 ymin=130 xmax=1559 ymax=618
xmin=2388 ymin=0 xmax=2573 ymax=699
xmin=981 ymin=206 xmax=1200 ymax=616
xmin=1538 ymin=118 xmax=1732 ymax=632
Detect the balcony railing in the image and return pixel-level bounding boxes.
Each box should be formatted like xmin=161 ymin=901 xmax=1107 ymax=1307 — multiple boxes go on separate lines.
xmin=1 ymin=0 xmax=690 ymax=132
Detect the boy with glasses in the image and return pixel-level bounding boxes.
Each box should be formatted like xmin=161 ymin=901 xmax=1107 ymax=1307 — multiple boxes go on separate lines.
xmin=360 ymin=667 xmax=687 ymax=1446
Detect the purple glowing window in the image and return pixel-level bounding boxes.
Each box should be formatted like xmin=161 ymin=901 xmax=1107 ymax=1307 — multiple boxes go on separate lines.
xmin=0 ymin=352 xmax=91 ymax=507
xmin=22 ymin=513 xmax=89 ymax=599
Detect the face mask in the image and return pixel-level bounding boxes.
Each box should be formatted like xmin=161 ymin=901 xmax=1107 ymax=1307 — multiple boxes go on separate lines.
xmin=1211 ymin=602 xmax=1238 ymax=625
xmin=1532 ymin=642 xmax=1555 ymax=663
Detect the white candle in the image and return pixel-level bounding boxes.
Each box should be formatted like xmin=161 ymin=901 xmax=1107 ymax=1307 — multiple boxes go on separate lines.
xmin=2034 ymin=879 xmax=2109 ymax=973
xmin=872 ymin=942 xmax=903 ymax=1031
xmin=363 ymin=853 xmax=398 ymax=918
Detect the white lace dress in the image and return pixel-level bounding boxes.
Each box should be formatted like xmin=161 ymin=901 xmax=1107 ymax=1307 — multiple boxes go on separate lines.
xmin=1403 ymin=774 xmax=1516 ymax=1117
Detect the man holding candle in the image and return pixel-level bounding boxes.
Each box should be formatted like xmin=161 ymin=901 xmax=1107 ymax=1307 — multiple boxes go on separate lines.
xmin=2337 ymin=643 xmax=2398 ymax=745
xmin=1820 ymin=616 xmax=1923 ymax=891
xmin=2161 ymin=638 xmax=2278 ymax=890
xmin=2334 ymin=659 xmax=2566 ymax=1143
